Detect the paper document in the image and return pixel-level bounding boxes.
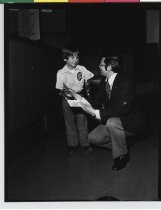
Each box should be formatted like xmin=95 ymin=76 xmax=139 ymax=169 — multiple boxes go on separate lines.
xmin=67 ymin=99 xmax=82 ymax=107
xmin=67 ymin=97 xmax=95 ymax=116
xmin=64 ymin=83 xmax=95 ymax=116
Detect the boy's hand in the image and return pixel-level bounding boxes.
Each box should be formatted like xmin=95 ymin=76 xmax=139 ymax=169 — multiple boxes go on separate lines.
xmin=64 ymin=88 xmax=70 ymax=95
xmin=63 ymin=83 xmax=73 ymax=97
xmin=63 ymin=89 xmax=72 ymax=97
xmin=63 ymin=83 xmax=82 ymax=100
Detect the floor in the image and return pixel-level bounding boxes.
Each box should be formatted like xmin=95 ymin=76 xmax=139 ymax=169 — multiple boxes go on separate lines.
xmin=6 ymin=114 xmax=158 ymax=201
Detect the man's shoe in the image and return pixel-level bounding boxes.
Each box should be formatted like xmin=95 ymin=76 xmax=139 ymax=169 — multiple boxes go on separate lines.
xmin=67 ymin=146 xmax=79 ymax=155
xmin=112 ymin=153 xmax=130 ymax=171
xmin=81 ymin=146 xmax=93 ymax=154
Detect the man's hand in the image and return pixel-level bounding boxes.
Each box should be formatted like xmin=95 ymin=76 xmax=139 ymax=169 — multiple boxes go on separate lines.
xmin=78 ymin=97 xmax=96 ymax=116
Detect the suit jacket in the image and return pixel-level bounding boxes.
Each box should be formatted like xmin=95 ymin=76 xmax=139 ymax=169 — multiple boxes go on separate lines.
xmin=90 ymin=73 xmax=146 ymax=134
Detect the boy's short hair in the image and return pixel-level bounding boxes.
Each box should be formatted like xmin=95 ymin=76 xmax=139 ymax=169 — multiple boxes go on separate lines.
xmin=62 ymin=44 xmax=79 ymax=60
xmin=104 ymin=56 xmax=120 ymax=73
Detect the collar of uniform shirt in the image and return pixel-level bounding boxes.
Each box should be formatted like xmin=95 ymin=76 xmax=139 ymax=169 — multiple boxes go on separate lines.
xmin=105 ymin=73 xmax=117 ymax=89
xmin=65 ymin=65 xmax=77 ymax=74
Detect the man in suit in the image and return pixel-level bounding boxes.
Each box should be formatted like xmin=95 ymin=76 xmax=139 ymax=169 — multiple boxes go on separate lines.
xmin=86 ymin=56 xmax=146 ymax=171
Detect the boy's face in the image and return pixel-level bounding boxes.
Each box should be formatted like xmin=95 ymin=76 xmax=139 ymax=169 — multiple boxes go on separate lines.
xmin=99 ymin=57 xmax=112 ymax=77
xmin=65 ymin=52 xmax=79 ymax=69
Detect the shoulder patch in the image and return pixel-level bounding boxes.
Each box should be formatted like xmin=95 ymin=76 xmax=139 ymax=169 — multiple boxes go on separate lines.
xmin=77 ymin=72 xmax=82 ymax=81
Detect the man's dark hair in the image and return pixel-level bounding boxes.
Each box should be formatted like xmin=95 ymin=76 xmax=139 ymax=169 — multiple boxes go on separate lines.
xmin=62 ymin=44 xmax=79 ymax=60
xmin=104 ymin=56 xmax=120 ymax=73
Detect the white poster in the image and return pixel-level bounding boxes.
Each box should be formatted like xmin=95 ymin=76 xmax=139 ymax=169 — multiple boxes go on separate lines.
xmin=18 ymin=9 xmax=40 ymax=41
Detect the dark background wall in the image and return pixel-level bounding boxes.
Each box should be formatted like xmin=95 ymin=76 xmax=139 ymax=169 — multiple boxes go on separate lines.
xmin=6 ymin=4 xmax=160 ymax=134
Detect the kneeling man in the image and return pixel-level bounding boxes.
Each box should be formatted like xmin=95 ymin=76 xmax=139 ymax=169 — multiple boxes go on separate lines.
xmin=88 ymin=56 xmax=146 ymax=171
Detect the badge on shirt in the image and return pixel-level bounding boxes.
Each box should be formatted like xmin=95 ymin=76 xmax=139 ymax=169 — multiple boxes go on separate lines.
xmin=77 ymin=72 xmax=82 ymax=81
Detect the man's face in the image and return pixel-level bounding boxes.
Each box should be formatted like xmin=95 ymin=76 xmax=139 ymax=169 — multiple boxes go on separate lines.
xmin=99 ymin=57 xmax=111 ymax=77
xmin=65 ymin=52 xmax=79 ymax=69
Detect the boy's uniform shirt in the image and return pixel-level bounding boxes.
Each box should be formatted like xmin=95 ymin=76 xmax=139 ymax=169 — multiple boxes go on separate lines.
xmin=56 ymin=64 xmax=94 ymax=93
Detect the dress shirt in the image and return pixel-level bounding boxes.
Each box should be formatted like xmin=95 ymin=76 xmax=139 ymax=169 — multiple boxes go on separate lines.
xmin=105 ymin=73 xmax=117 ymax=90
xmin=94 ymin=73 xmax=117 ymax=120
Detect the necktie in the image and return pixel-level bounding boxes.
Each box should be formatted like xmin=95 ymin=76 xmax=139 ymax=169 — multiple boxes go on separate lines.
xmin=105 ymin=80 xmax=111 ymax=99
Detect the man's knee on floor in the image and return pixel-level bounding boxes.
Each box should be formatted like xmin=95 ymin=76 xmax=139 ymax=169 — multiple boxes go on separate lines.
xmin=106 ymin=117 xmax=120 ymax=128
xmin=88 ymin=132 xmax=106 ymax=145
xmin=88 ymin=133 xmax=108 ymax=146
xmin=88 ymin=133 xmax=98 ymax=144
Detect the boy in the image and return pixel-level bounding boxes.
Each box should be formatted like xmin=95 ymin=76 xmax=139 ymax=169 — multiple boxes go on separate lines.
xmin=56 ymin=44 xmax=94 ymax=154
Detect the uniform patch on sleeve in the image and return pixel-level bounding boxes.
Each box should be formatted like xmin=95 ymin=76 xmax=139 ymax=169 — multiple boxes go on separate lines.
xmin=77 ymin=72 xmax=82 ymax=81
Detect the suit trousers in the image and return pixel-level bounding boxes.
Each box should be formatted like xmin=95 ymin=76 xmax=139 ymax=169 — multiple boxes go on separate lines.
xmin=88 ymin=117 xmax=134 ymax=159
xmin=62 ymin=98 xmax=89 ymax=147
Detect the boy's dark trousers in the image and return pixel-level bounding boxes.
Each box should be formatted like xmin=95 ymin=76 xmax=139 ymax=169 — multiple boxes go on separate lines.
xmin=62 ymin=98 xmax=89 ymax=147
